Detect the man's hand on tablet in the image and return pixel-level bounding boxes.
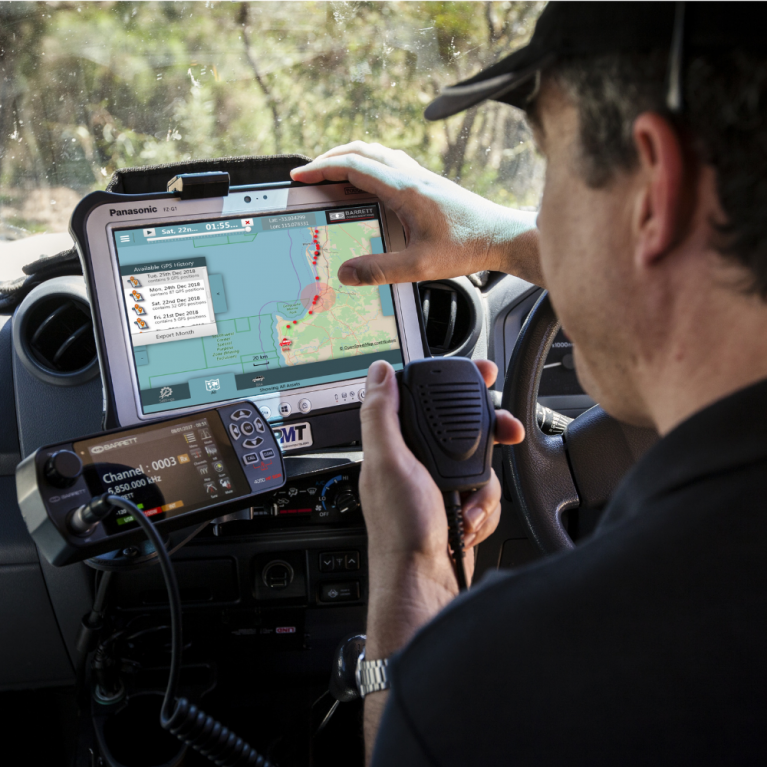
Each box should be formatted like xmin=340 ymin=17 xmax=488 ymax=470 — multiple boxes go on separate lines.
xmin=290 ymin=142 xmax=544 ymax=288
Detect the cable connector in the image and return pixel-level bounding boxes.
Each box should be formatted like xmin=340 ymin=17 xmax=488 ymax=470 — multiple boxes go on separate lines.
xmin=69 ymin=493 xmax=114 ymax=536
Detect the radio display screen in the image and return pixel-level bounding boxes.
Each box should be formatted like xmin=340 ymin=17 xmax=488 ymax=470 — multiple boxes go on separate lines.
xmin=74 ymin=412 xmax=250 ymax=534
xmin=112 ymin=204 xmax=404 ymax=415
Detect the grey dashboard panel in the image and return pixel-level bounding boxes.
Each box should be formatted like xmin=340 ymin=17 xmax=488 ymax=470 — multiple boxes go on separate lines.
xmin=2 ymin=309 xmax=100 ymax=680
xmin=12 ymin=320 xmax=103 ymax=458
xmin=0 ymin=317 xmax=21 ymax=476
xmin=486 ymin=277 xmax=541 ymax=388
xmin=0 ymin=476 xmax=75 ymax=689
xmin=0 ymin=562 xmax=74 ymax=689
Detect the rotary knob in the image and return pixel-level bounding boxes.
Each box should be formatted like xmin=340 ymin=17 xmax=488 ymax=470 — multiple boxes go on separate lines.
xmin=44 ymin=450 xmax=83 ymax=488
xmin=330 ymin=483 xmax=360 ymax=514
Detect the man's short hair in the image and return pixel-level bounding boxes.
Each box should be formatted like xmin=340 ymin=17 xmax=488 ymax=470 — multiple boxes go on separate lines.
xmin=542 ymin=51 xmax=767 ymax=299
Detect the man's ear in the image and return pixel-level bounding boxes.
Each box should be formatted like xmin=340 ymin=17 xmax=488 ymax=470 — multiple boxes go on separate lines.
xmin=632 ymin=112 xmax=690 ymax=267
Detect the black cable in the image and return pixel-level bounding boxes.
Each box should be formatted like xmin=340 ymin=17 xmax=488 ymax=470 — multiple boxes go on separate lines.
xmin=443 ymin=490 xmax=468 ymax=592
xmin=92 ymin=570 xmax=114 ymax=614
xmin=98 ymin=495 xmax=275 ymax=767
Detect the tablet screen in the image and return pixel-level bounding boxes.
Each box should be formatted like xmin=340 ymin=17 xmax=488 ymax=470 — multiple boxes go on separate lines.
xmin=112 ymin=204 xmax=404 ymax=415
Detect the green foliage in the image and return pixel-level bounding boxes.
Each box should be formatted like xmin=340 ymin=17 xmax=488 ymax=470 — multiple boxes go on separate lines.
xmin=0 ymin=1 xmax=545 ymax=238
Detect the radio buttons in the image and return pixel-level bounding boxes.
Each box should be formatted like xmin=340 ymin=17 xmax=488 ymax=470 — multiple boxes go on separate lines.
xmin=231 ymin=408 xmax=252 ymax=421
xmin=261 ymin=448 xmax=276 ymax=461
xmin=241 ymin=421 xmax=255 ymax=436
xmin=243 ymin=437 xmax=264 ymax=449
xmin=358 ymin=389 xmax=366 ymax=401
xmin=278 ymin=402 xmax=292 ymax=416
xmin=254 ymin=418 xmax=265 ymax=433
xmin=298 ymin=398 xmax=312 ymax=413
xmin=243 ymin=453 xmax=259 ymax=464
xmin=228 ymin=423 xmax=241 ymax=441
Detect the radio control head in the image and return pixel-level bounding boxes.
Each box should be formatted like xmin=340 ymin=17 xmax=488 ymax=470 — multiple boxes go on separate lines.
xmin=44 ymin=450 xmax=83 ymax=488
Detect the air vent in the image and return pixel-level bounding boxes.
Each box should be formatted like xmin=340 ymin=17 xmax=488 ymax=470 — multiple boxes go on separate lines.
xmin=418 ymin=277 xmax=483 ymax=357
xmin=26 ymin=296 xmax=95 ymax=372
xmin=13 ymin=276 xmax=100 ymax=386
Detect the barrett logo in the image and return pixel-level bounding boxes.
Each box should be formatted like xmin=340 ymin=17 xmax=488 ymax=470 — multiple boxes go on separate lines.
xmin=344 ymin=186 xmax=363 ymax=195
xmin=89 ymin=437 xmax=139 ymax=455
xmin=273 ymin=421 xmax=313 ymax=451
xmin=109 ymin=206 xmax=158 ymax=217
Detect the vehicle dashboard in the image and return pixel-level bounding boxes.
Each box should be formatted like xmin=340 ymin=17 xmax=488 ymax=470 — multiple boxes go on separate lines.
xmin=0 ymin=237 xmax=593 ymax=763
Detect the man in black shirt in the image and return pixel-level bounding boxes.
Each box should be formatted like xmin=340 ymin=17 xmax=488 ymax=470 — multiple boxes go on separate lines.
xmin=293 ymin=3 xmax=767 ymax=763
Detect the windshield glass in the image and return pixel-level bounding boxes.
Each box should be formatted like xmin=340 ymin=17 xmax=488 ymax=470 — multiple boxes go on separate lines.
xmin=0 ymin=1 xmax=544 ymax=264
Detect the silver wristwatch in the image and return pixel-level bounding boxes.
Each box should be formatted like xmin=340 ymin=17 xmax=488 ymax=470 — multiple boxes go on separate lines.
xmin=355 ymin=647 xmax=391 ymax=698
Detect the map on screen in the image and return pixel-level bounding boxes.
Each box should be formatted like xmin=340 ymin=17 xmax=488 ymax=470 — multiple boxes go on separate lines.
xmin=113 ymin=204 xmax=404 ymax=415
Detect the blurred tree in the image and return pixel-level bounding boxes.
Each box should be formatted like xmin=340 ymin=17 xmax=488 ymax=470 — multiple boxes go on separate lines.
xmin=0 ymin=0 xmax=545 ymax=240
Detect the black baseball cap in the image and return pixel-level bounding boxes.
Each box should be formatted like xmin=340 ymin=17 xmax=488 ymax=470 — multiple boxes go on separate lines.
xmin=424 ymin=1 xmax=767 ymax=121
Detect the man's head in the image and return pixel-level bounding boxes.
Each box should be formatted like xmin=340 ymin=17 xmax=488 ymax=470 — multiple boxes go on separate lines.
xmin=429 ymin=3 xmax=767 ymax=432
xmin=529 ymin=47 xmax=767 ymax=427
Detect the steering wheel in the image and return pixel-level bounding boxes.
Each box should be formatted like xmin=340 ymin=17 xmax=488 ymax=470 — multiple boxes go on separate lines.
xmin=502 ymin=292 xmax=658 ymax=554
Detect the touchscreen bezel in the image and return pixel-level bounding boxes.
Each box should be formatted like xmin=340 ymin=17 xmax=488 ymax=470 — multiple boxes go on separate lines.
xmin=79 ymin=183 xmax=426 ymax=428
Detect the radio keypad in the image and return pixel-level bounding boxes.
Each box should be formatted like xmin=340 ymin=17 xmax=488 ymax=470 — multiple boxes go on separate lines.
xmin=217 ymin=402 xmax=284 ymax=496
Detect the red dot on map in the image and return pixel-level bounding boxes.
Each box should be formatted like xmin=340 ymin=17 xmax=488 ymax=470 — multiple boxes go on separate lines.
xmin=316 ymin=276 xmax=320 ymax=280
xmin=309 ymin=311 xmax=313 ymax=315
xmin=293 ymin=320 xmax=297 ymax=324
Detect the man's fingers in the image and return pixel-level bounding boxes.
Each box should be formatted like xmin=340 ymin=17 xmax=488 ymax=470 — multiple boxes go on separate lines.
xmin=471 ymin=359 xmax=525 ymax=445
xmin=339 ymin=243 xmax=438 ymax=286
xmin=464 ymin=504 xmax=501 ymax=549
xmin=290 ymin=154 xmax=405 ymax=208
xmin=495 ymin=410 xmax=526 ymax=445
xmin=474 ymin=359 xmax=498 ymax=388
xmin=462 ymin=472 xmax=502 ymax=548
xmin=312 ymin=142 xmax=422 ymax=172
xmin=359 ymin=360 xmax=410 ymax=468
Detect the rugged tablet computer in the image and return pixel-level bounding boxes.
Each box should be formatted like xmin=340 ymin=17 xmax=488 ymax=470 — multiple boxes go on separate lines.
xmin=70 ymin=178 xmax=426 ymax=449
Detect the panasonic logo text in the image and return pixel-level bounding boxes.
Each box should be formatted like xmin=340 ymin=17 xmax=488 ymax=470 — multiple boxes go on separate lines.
xmin=109 ymin=207 xmax=158 ymax=217
xmin=90 ymin=437 xmax=139 ymax=455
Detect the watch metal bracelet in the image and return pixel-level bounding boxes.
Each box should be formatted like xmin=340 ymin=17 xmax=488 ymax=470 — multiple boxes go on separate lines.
xmin=355 ymin=647 xmax=391 ymax=698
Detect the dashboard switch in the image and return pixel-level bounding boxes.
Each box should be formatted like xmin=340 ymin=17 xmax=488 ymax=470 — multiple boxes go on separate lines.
xmin=320 ymin=553 xmax=334 ymax=572
xmin=319 ymin=581 xmax=360 ymax=603
xmin=345 ymin=552 xmax=360 ymax=570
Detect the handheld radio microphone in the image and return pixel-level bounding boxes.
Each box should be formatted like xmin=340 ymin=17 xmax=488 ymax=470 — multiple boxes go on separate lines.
xmin=398 ymin=357 xmax=496 ymax=590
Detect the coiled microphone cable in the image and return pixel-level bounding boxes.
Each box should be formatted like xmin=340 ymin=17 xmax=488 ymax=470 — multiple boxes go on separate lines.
xmin=442 ymin=490 xmax=468 ymax=591
xmin=72 ymin=494 xmax=274 ymax=767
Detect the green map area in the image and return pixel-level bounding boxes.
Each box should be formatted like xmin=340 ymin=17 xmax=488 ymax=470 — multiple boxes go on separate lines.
xmin=130 ymin=218 xmax=400 ymax=407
